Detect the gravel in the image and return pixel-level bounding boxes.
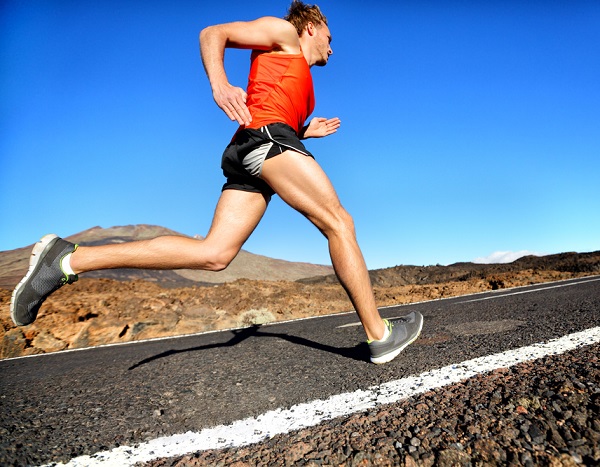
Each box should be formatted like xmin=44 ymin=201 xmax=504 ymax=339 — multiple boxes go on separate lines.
xmin=145 ymin=342 xmax=600 ymax=466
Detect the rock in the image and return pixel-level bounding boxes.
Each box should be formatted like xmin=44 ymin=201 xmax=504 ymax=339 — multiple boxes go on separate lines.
xmin=520 ymin=451 xmax=534 ymax=467
xmin=553 ymin=453 xmax=580 ymax=466
xmin=70 ymin=322 xmax=92 ymax=349
xmin=436 ymin=449 xmax=472 ymax=466
xmin=516 ymin=405 xmax=529 ymax=414
xmin=31 ymin=330 xmax=67 ymax=353
xmin=528 ymin=422 xmax=547 ymax=445
xmin=1 ymin=328 xmax=28 ymax=358
xmin=548 ymin=426 xmax=567 ymax=449
xmin=284 ymin=441 xmax=313 ymax=464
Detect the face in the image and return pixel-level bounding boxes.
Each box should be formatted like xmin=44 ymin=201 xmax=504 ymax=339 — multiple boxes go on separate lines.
xmin=312 ymin=23 xmax=333 ymax=67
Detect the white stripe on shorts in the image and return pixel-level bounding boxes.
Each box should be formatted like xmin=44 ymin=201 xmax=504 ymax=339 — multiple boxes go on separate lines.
xmin=242 ymin=141 xmax=274 ymax=177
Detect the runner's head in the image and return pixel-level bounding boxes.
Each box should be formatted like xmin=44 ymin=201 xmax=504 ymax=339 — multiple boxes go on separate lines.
xmin=285 ymin=1 xmax=332 ymax=67
xmin=285 ymin=1 xmax=328 ymax=35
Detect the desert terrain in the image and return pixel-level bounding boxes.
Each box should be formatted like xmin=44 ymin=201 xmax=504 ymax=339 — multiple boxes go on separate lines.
xmin=1 ymin=225 xmax=598 ymax=359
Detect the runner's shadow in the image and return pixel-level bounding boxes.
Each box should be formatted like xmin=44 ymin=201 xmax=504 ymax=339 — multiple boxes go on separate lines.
xmin=128 ymin=324 xmax=368 ymax=370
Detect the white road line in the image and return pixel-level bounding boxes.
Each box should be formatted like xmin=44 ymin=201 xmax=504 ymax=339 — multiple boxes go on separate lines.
xmin=46 ymin=326 xmax=600 ymax=467
xmin=337 ymin=276 xmax=600 ymax=328
xmin=457 ymin=276 xmax=600 ymax=304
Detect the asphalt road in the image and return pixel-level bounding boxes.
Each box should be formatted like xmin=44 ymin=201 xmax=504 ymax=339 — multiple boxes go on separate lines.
xmin=1 ymin=276 xmax=599 ymax=466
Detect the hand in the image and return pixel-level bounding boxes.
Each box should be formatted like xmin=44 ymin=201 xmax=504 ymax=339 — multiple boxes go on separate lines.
xmin=212 ymin=82 xmax=252 ymax=126
xmin=301 ymin=117 xmax=341 ymax=139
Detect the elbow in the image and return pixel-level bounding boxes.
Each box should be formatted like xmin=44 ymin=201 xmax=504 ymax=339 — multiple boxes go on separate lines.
xmin=199 ymin=25 xmax=228 ymax=49
xmin=199 ymin=26 xmax=212 ymax=44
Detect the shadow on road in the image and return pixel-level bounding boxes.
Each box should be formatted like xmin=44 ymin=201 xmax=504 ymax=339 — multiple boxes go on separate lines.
xmin=128 ymin=324 xmax=369 ymax=370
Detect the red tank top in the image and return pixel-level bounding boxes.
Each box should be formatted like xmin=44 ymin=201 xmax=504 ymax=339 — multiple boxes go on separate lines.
xmin=244 ymin=50 xmax=315 ymax=134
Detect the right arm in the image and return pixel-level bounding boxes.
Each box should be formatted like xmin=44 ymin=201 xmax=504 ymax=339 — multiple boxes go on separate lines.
xmin=199 ymin=17 xmax=300 ymax=126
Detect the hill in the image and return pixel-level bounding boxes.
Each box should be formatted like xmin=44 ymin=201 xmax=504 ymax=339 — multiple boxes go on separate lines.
xmin=0 ymin=225 xmax=334 ymax=289
xmin=301 ymin=251 xmax=600 ymax=289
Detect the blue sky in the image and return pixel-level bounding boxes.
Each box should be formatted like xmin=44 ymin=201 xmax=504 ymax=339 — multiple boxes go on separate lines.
xmin=1 ymin=1 xmax=599 ymax=269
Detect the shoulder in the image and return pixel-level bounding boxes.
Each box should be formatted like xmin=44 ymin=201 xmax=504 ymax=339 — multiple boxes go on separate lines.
xmin=203 ymin=16 xmax=300 ymax=53
xmin=252 ymin=17 xmax=297 ymax=35
xmin=201 ymin=16 xmax=300 ymax=53
xmin=248 ymin=17 xmax=300 ymax=52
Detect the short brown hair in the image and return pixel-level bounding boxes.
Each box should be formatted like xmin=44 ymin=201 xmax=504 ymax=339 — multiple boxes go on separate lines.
xmin=284 ymin=0 xmax=328 ymax=36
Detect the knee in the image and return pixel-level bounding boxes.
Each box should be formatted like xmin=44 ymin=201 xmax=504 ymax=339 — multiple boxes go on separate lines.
xmin=194 ymin=245 xmax=237 ymax=272
xmin=322 ymin=206 xmax=356 ymax=239
xmin=338 ymin=208 xmax=356 ymax=233
xmin=203 ymin=249 xmax=236 ymax=272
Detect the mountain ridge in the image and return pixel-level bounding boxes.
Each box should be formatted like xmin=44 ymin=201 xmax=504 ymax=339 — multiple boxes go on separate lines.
xmin=302 ymin=250 xmax=600 ymax=289
xmin=3 ymin=225 xmax=598 ymax=290
xmin=0 ymin=224 xmax=334 ymax=289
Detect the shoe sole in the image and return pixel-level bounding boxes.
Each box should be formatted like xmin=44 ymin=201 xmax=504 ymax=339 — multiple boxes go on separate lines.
xmin=10 ymin=234 xmax=59 ymax=326
xmin=371 ymin=313 xmax=424 ymax=364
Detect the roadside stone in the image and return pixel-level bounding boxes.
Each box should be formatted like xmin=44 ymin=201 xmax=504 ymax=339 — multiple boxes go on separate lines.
xmin=552 ymin=453 xmax=579 ymax=466
xmin=436 ymin=449 xmax=471 ymax=466
xmin=284 ymin=441 xmax=313 ymax=464
xmin=473 ymin=438 xmax=506 ymax=464
xmin=516 ymin=405 xmax=528 ymax=414
xmin=549 ymin=426 xmax=567 ymax=449
xmin=520 ymin=451 xmax=534 ymax=467
xmin=528 ymin=421 xmax=546 ymax=445
xmin=1 ymin=328 xmax=28 ymax=358
xmin=31 ymin=330 xmax=67 ymax=353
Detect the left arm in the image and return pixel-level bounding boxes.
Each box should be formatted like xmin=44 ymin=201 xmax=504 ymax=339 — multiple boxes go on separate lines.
xmin=199 ymin=17 xmax=300 ymax=126
xmin=300 ymin=117 xmax=341 ymax=139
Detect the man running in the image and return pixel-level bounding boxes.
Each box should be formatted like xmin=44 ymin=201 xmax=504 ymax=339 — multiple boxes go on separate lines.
xmin=10 ymin=1 xmax=422 ymax=364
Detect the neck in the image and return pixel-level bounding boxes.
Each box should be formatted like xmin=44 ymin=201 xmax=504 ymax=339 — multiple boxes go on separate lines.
xmin=298 ymin=36 xmax=314 ymax=67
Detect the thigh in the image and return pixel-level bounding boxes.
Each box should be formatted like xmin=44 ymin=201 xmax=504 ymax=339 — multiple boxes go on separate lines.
xmin=260 ymin=150 xmax=344 ymax=234
xmin=204 ymin=188 xmax=270 ymax=252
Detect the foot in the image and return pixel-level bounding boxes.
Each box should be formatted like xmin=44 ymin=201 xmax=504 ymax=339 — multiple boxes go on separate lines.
xmin=10 ymin=234 xmax=78 ymax=326
xmin=368 ymin=312 xmax=423 ymax=364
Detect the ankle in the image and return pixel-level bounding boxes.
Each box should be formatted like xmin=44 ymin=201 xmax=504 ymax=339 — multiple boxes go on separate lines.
xmin=376 ymin=320 xmax=391 ymax=341
xmin=368 ymin=320 xmax=389 ymax=342
xmin=64 ymin=247 xmax=82 ymax=275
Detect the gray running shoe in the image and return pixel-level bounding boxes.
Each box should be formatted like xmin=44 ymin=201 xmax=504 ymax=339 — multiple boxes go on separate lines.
xmin=10 ymin=234 xmax=78 ymax=326
xmin=369 ymin=311 xmax=423 ymax=364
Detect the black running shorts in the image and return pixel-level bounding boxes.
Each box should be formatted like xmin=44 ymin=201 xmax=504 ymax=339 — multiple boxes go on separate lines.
xmin=220 ymin=122 xmax=313 ymax=197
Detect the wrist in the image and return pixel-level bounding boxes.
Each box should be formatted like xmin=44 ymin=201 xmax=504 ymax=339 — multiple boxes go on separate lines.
xmin=299 ymin=124 xmax=309 ymax=139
